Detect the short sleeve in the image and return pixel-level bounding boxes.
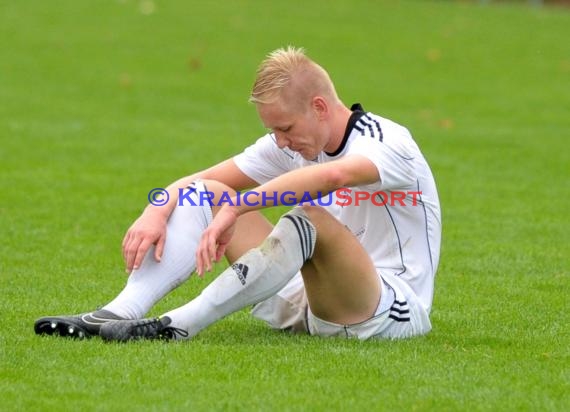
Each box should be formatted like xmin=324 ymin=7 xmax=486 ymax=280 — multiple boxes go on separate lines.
xmin=348 ymin=123 xmax=419 ymax=191
xmin=233 ymin=134 xmax=294 ymax=185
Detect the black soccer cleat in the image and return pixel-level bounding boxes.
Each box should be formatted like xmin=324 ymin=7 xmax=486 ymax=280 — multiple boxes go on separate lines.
xmin=34 ymin=309 xmax=124 ymax=339
xmin=99 ymin=316 xmax=188 ymax=342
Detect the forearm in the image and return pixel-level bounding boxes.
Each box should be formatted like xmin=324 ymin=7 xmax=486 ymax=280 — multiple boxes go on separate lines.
xmin=229 ymin=166 xmax=339 ymax=216
xmin=142 ymin=174 xmax=203 ymax=220
xmin=229 ymin=155 xmax=379 ymax=216
xmin=142 ymin=158 xmax=258 ymax=220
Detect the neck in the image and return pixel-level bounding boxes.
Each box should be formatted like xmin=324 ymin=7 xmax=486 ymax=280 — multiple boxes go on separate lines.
xmin=324 ymin=104 xmax=353 ymax=153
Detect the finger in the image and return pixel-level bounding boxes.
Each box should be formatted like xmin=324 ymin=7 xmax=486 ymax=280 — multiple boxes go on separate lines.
xmin=125 ymin=236 xmax=143 ymax=273
xmin=122 ymin=231 xmax=132 ymax=262
xmin=208 ymin=238 xmax=218 ymax=272
xmin=195 ymin=248 xmax=201 ymax=276
xmin=154 ymin=234 xmax=165 ymax=262
xmin=195 ymin=252 xmax=202 ymax=277
xmin=202 ymin=234 xmax=215 ymax=272
xmin=215 ymin=243 xmax=226 ymax=262
xmin=196 ymin=237 xmax=206 ymax=277
xmin=198 ymin=245 xmax=210 ymax=276
xmin=133 ymin=239 xmax=153 ymax=270
xmin=207 ymin=236 xmax=218 ymax=271
xmin=201 ymin=239 xmax=212 ymax=274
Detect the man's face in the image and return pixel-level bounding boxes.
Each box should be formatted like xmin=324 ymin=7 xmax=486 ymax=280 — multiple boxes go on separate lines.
xmin=257 ymin=99 xmax=327 ymax=161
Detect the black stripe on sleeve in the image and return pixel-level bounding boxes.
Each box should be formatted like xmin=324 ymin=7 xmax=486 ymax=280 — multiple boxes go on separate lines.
xmin=362 ymin=114 xmax=383 ymax=142
xmin=388 ymin=314 xmax=411 ymax=322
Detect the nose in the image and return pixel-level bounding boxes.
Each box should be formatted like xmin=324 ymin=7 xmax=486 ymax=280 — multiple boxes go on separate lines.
xmin=273 ymin=131 xmax=290 ymax=149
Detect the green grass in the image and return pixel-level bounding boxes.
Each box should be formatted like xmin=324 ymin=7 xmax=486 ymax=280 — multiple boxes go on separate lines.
xmin=1 ymin=0 xmax=569 ymax=410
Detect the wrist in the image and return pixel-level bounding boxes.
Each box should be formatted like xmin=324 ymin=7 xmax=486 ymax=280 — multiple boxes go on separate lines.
xmin=143 ymin=203 xmax=171 ymax=220
xmin=223 ymin=202 xmax=243 ymax=217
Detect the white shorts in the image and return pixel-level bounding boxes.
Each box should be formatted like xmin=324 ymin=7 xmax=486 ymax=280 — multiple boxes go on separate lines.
xmin=251 ymin=272 xmax=431 ymax=340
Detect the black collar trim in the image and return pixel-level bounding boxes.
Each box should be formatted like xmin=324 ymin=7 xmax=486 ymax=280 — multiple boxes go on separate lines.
xmin=325 ymin=103 xmax=365 ymax=157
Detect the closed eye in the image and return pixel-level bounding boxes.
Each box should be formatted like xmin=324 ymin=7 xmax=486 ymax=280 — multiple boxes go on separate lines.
xmin=275 ymin=125 xmax=292 ymax=133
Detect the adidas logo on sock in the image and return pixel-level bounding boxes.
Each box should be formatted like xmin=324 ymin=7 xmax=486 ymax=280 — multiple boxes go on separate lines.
xmin=231 ymin=263 xmax=249 ymax=285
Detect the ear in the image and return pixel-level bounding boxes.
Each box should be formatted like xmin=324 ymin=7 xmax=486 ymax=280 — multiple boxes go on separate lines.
xmin=311 ymin=96 xmax=328 ymax=120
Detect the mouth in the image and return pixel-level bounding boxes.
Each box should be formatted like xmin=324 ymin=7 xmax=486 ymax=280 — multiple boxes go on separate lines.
xmin=290 ymin=147 xmax=312 ymax=159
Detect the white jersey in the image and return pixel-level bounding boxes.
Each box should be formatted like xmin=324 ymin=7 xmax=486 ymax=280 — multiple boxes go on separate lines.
xmin=234 ymin=104 xmax=441 ymax=313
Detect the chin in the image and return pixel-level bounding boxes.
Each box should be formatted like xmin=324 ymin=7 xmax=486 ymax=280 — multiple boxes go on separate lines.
xmin=301 ymin=153 xmax=317 ymax=161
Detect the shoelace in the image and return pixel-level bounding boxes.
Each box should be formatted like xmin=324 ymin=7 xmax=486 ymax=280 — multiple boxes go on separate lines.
xmin=160 ymin=326 xmax=189 ymax=340
xmin=133 ymin=318 xmax=189 ymax=340
xmin=131 ymin=318 xmax=163 ymax=337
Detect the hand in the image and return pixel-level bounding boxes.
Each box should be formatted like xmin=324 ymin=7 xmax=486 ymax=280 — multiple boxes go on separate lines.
xmin=196 ymin=205 xmax=239 ymax=276
xmin=122 ymin=210 xmax=168 ymax=273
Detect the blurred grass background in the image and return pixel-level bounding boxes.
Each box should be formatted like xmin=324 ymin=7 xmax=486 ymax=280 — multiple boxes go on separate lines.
xmin=1 ymin=0 xmax=568 ymax=410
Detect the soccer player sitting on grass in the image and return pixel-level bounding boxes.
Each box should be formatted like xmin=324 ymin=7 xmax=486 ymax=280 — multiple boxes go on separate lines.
xmin=35 ymin=46 xmax=442 ymax=341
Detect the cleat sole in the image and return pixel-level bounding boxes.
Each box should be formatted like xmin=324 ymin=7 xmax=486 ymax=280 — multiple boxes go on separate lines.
xmin=34 ymin=318 xmax=91 ymax=339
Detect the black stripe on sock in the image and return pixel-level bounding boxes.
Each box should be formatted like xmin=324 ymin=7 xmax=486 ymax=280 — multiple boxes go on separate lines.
xmin=283 ymin=215 xmax=307 ymax=262
xmin=304 ymin=218 xmax=314 ymax=258
xmin=295 ymin=216 xmax=308 ymax=260
xmin=299 ymin=217 xmax=312 ymax=259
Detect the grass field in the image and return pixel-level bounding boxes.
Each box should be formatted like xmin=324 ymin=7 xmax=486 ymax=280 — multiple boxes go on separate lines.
xmin=1 ymin=0 xmax=569 ymax=410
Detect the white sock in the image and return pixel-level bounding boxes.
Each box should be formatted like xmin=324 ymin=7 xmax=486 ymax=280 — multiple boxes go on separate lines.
xmin=164 ymin=207 xmax=316 ymax=338
xmin=103 ymin=182 xmax=212 ymax=319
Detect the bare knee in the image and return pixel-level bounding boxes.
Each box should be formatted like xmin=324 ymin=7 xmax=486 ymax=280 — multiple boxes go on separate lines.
xmin=296 ymin=205 xmax=336 ymax=228
xmin=293 ymin=205 xmax=354 ymax=252
xmin=200 ymin=179 xmax=234 ymax=196
xmin=197 ymin=179 xmax=236 ymax=212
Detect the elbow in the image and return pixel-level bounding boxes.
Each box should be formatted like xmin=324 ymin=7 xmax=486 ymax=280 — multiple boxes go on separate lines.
xmin=321 ymin=167 xmax=349 ymax=190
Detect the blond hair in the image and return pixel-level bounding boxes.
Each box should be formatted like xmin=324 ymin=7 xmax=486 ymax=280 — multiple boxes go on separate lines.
xmin=250 ymin=46 xmax=339 ymax=110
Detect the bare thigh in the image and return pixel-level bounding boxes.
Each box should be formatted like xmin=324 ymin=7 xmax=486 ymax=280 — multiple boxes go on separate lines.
xmin=200 ymin=182 xmax=380 ymax=325
xmin=299 ymin=205 xmax=381 ymax=325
